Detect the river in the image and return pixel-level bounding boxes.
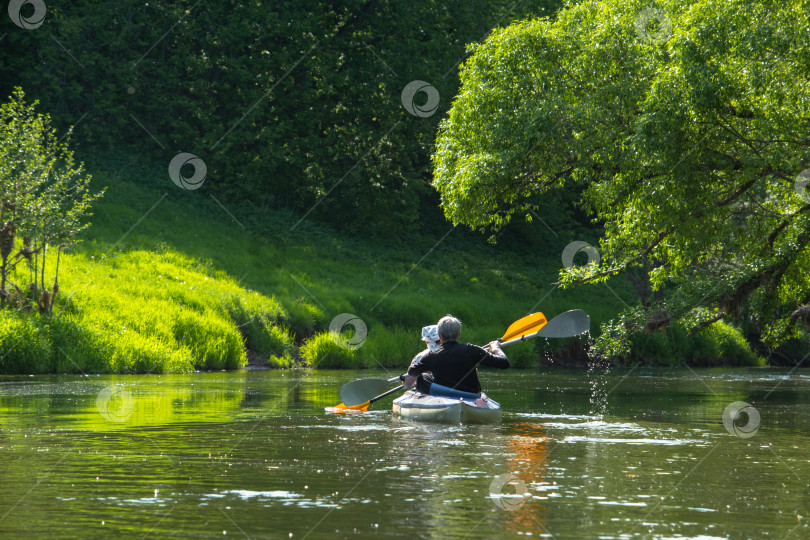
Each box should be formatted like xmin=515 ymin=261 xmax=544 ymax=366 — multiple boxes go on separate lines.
xmin=0 ymin=368 xmax=808 ymax=539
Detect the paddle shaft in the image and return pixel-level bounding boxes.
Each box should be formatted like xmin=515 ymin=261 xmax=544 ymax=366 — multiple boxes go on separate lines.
xmin=491 ymin=324 xmax=551 ymax=349
xmin=368 ymin=384 xmax=405 ymax=405
xmin=498 ymin=331 xmax=544 ymax=348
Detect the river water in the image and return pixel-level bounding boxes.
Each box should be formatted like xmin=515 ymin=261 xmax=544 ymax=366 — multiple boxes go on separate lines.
xmin=0 ymin=368 xmax=808 ymax=539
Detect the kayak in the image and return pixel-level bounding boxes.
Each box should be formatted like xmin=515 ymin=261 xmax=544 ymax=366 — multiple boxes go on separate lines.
xmin=392 ymin=390 xmax=502 ymax=424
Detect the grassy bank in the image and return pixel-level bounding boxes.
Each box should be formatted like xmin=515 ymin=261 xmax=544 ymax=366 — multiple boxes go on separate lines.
xmin=0 ymin=158 xmax=762 ymax=373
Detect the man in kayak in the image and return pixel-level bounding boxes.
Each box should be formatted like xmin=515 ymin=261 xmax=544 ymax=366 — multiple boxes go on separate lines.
xmin=403 ymin=315 xmax=509 ymax=403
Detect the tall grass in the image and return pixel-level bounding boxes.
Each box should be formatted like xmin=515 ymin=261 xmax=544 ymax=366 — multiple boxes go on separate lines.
xmin=300 ymin=332 xmax=357 ymax=369
xmin=617 ymin=321 xmax=765 ymax=367
xmin=0 ymin=243 xmax=296 ymax=373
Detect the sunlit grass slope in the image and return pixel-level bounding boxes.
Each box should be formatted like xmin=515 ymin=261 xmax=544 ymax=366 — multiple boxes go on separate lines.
xmin=0 ymin=247 xmax=296 ymax=373
xmin=0 ymin=162 xmax=633 ymax=373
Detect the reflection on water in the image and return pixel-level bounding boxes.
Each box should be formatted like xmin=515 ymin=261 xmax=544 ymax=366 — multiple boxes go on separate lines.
xmin=0 ymin=368 xmax=809 ymax=538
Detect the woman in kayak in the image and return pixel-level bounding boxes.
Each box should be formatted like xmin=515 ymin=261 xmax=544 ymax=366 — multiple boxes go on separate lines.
xmin=403 ymin=315 xmax=509 ymax=403
xmin=413 ymin=324 xmax=441 ymax=361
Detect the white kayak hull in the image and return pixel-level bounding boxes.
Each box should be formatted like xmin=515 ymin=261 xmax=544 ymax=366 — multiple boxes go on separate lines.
xmin=392 ymin=390 xmax=502 ymax=424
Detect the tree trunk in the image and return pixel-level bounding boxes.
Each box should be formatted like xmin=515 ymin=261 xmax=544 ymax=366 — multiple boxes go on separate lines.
xmin=0 ymin=221 xmax=16 ymax=309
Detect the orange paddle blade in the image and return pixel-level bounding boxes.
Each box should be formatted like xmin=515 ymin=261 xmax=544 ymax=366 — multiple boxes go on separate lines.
xmin=501 ymin=312 xmax=547 ymax=341
xmin=325 ymin=402 xmax=370 ymax=413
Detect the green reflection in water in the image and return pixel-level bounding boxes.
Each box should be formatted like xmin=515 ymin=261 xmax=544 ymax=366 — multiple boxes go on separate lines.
xmin=0 ymin=368 xmax=809 ymax=539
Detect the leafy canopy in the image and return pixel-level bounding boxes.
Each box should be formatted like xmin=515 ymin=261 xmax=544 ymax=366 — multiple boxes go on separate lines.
xmin=433 ymin=0 xmax=810 ymax=347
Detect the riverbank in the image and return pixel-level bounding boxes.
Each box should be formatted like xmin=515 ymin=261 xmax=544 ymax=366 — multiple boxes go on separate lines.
xmin=0 ymin=160 xmax=765 ymax=373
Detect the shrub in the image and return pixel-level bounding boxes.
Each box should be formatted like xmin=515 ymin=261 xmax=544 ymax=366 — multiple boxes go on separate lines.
xmin=0 ymin=311 xmax=52 ymax=373
xmin=173 ymin=311 xmax=246 ymax=370
xmin=358 ymin=326 xmax=415 ymax=369
xmin=595 ymin=314 xmax=761 ymax=367
xmin=300 ymin=332 xmax=357 ymax=369
xmin=48 ymin=316 xmax=112 ymax=373
xmin=106 ymin=331 xmax=194 ymax=374
xmin=699 ymin=322 xmax=762 ymax=366
xmin=223 ymin=292 xmax=295 ymax=361
xmin=282 ymin=301 xmax=324 ymax=340
xmin=260 ymin=325 xmax=296 ymax=366
xmin=267 ymin=352 xmax=295 ymax=368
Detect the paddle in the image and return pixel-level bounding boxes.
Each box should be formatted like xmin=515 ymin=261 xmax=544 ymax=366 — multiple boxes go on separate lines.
xmin=339 ymin=376 xmax=401 ymax=408
xmin=498 ymin=309 xmax=590 ymax=346
xmin=327 ymin=384 xmax=406 ymax=413
xmin=500 ymin=312 xmax=548 ymax=342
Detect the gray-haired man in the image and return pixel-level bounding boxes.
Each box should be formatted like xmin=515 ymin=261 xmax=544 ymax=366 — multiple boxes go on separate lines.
xmin=404 ymin=315 xmax=509 ymax=399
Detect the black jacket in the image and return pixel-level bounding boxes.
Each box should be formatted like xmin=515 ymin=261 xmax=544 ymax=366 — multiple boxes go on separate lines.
xmin=407 ymin=341 xmax=509 ymax=394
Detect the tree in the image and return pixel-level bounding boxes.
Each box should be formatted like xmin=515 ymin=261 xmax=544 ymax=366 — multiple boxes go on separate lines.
xmin=0 ymin=88 xmax=103 ymax=313
xmin=432 ymin=0 xmax=810 ymax=351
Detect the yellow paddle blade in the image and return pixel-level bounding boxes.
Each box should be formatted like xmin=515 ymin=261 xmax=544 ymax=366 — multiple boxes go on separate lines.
xmin=501 ymin=312 xmax=547 ymax=341
xmin=325 ymin=401 xmax=370 ymax=413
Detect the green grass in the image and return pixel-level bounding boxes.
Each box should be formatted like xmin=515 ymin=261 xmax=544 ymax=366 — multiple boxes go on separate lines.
xmin=0 ymin=247 xmax=295 ymax=373
xmin=300 ymin=332 xmax=358 ymax=369
xmin=0 ymin=157 xmax=717 ymax=373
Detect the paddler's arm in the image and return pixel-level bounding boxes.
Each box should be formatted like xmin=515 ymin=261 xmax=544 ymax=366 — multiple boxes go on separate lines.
xmin=404 ymin=350 xmax=430 ymax=388
xmin=481 ymin=341 xmax=510 ymax=369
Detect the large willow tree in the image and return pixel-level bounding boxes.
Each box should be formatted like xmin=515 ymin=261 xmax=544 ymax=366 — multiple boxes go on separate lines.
xmin=433 ymin=0 xmax=810 ymax=351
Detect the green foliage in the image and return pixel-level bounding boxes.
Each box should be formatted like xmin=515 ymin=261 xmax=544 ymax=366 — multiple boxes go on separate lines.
xmin=357 ymin=326 xmax=415 ymax=369
xmin=0 ymin=88 xmax=103 ymax=313
xmin=48 ymin=316 xmax=111 ymax=373
xmin=300 ymin=332 xmax=357 ymax=369
xmin=76 ymin=173 xmax=638 ymax=372
xmin=0 ymin=158 xmax=765 ymax=372
xmin=433 ymin=0 xmax=810 ymax=348
xmin=0 ymin=230 xmax=300 ymax=372
xmin=221 ymin=291 xmax=295 ymax=362
xmin=0 ymin=311 xmax=51 ymax=373
xmin=499 ymin=341 xmax=540 ymax=369
xmin=282 ymin=301 xmax=324 ymax=341
xmin=700 ymin=322 xmax=762 ymax=367
xmin=173 ymin=311 xmax=246 ymax=370
xmin=595 ymin=312 xmax=762 ymax=367
xmin=105 ymin=331 xmax=194 ymax=375
xmin=4 ymin=0 xmax=562 ymax=236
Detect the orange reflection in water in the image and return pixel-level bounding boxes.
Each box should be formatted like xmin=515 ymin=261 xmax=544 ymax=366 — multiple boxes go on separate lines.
xmin=504 ymin=422 xmax=550 ymax=536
